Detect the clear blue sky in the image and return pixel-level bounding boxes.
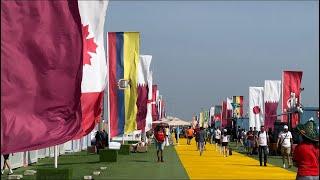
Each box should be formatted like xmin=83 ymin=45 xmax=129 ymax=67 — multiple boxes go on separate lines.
xmin=105 ymin=1 xmax=319 ymax=120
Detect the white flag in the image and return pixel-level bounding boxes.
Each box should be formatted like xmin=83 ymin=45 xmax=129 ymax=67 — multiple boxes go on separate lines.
xmin=209 ymin=106 xmax=215 ymax=118
xmin=264 ymin=80 xmax=281 ymax=130
xmin=249 ymin=87 xmax=264 ymax=131
xmin=145 ymin=71 xmax=153 ymax=132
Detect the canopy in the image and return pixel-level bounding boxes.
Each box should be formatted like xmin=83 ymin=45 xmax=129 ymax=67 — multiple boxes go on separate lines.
xmin=152 ymin=119 xmax=169 ymax=124
xmin=166 ymin=118 xmax=191 ymax=126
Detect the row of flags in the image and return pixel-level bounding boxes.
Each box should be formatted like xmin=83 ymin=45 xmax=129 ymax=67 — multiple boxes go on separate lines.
xmin=249 ymin=71 xmax=303 ymax=130
xmin=196 ymin=71 xmax=303 ymax=131
xmin=1 ymin=1 xmax=166 ymax=154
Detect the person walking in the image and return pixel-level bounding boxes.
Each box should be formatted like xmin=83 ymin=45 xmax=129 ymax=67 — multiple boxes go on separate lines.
xmin=236 ymin=126 xmax=243 ymax=147
xmin=194 ymin=126 xmax=200 ymax=150
xmin=175 ymin=126 xmax=180 ymax=144
xmin=214 ymin=127 xmax=222 ymax=152
xmin=95 ymin=131 xmax=103 ymax=154
xmin=257 ymin=125 xmax=269 ymax=166
xmin=246 ymin=127 xmax=254 ymax=155
xmin=1 ymin=154 xmax=13 ymax=175
xmin=165 ymin=126 xmax=170 ymax=146
xmin=277 ymin=125 xmax=293 ymax=169
xmin=198 ymin=127 xmax=206 ymax=156
xmin=293 ymin=119 xmax=319 ymax=180
xmin=154 ymin=125 xmax=166 ymax=162
xmin=253 ymin=127 xmax=259 ymax=154
xmin=221 ymin=129 xmax=230 ymax=157
xmin=209 ymin=127 xmax=215 ymax=144
xmin=186 ymin=126 xmax=194 ymax=145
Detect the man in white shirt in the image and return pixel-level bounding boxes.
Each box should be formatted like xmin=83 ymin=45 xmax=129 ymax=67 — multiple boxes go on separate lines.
xmin=215 ymin=127 xmax=222 ymax=152
xmin=277 ymin=125 xmax=293 ymax=168
xmin=257 ymin=125 xmax=269 ymax=166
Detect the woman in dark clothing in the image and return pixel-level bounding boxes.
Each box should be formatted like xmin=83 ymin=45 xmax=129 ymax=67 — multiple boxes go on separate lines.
xmin=95 ymin=131 xmax=103 ymax=153
xmin=2 ymin=154 xmax=13 ymax=175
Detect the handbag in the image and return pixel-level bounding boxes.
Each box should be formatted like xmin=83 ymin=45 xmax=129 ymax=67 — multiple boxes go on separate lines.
xmin=266 ymin=147 xmax=269 ymax=154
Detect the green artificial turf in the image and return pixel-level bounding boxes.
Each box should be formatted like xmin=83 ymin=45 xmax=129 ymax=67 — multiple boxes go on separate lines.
xmin=1 ymin=144 xmax=189 ymax=180
xmin=228 ymin=142 xmax=297 ymax=173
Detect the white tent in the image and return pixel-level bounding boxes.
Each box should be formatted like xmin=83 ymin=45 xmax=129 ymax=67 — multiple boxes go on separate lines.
xmin=166 ymin=118 xmax=191 ymax=126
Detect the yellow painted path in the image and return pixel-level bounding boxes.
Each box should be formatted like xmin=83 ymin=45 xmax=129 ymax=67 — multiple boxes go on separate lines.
xmin=175 ymin=138 xmax=296 ymax=179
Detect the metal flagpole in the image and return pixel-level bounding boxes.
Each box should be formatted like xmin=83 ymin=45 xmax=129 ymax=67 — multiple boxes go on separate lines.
xmin=106 ymin=33 xmax=111 ymax=148
xmin=54 ymin=145 xmax=58 ymax=168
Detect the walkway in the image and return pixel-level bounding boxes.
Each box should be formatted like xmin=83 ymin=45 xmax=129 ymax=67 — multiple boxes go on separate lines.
xmin=175 ymin=138 xmax=296 ymax=179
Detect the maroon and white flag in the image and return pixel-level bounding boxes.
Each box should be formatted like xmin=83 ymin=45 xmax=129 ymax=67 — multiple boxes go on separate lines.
xmin=249 ymin=87 xmax=264 ymax=130
xmin=145 ymin=72 xmax=153 ymax=131
xmin=151 ymin=85 xmax=159 ymax=121
xmin=136 ymin=55 xmax=152 ymax=131
xmin=226 ymin=97 xmax=233 ymax=119
xmin=264 ymin=80 xmax=281 ymax=130
xmin=1 ymin=1 xmax=83 ymax=153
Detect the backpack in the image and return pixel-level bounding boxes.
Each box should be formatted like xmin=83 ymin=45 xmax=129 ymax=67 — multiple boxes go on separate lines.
xmin=156 ymin=131 xmax=165 ymax=142
xmin=229 ymin=148 xmax=232 ymax=155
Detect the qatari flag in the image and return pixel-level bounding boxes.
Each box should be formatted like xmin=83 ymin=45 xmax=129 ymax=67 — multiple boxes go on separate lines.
xmin=151 ymin=85 xmax=159 ymax=121
xmin=221 ymin=101 xmax=228 ymax=128
xmin=1 ymin=1 xmax=83 ymax=153
xmin=145 ymin=71 xmax=153 ymax=131
xmin=226 ymin=97 xmax=233 ymax=119
xmin=282 ymin=71 xmax=303 ymax=128
xmin=264 ymin=80 xmax=281 ymax=130
xmin=136 ymin=55 xmax=152 ymax=131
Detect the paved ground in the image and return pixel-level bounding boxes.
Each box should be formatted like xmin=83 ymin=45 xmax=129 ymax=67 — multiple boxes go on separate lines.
xmin=175 ymin=138 xmax=296 ymax=179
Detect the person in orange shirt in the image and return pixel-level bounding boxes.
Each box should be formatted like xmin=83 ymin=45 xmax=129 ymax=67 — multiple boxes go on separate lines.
xmin=186 ymin=126 xmax=194 ymax=145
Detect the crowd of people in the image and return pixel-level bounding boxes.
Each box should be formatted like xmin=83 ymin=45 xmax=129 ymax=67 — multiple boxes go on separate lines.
xmin=152 ymin=118 xmax=319 ymax=179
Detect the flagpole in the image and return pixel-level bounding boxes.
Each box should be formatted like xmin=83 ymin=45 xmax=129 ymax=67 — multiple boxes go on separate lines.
xmin=106 ymin=33 xmax=111 ymax=148
xmin=54 ymin=145 xmax=58 ymax=168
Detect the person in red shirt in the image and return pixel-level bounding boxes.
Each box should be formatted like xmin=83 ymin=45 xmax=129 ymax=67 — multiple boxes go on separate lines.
xmin=154 ymin=124 xmax=166 ymax=162
xmin=293 ymin=119 xmax=319 ymax=180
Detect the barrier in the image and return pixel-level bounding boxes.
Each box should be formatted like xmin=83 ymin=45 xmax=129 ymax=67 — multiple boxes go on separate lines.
xmin=37 ymin=149 xmax=46 ymax=159
xmin=1 ymin=152 xmax=24 ymax=169
xmin=28 ymin=150 xmax=38 ymax=164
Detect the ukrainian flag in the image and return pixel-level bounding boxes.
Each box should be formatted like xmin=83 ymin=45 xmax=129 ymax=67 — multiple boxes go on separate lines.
xmin=108 ymin=32 xmax=140 ymax=137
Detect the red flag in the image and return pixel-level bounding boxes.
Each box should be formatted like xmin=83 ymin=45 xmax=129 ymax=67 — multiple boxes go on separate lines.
xmin=214 ymin=105 xmax=222 ymax=121
xmin=222 ymin=101 xmax=228 ymax=128
xmin=1 ymin=1 xmax=83 ymax=153
xmin=282 ymin=71 xmax=303 ymax=128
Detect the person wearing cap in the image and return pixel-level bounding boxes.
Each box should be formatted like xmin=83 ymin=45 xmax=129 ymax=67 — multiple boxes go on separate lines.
xmin=277 ymin=125 xmax=293 ymax=169
xmin=293 ymin=119 xmax=319 ymax=180
xmin=221 ymin=129 xmax=230 ymax=157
